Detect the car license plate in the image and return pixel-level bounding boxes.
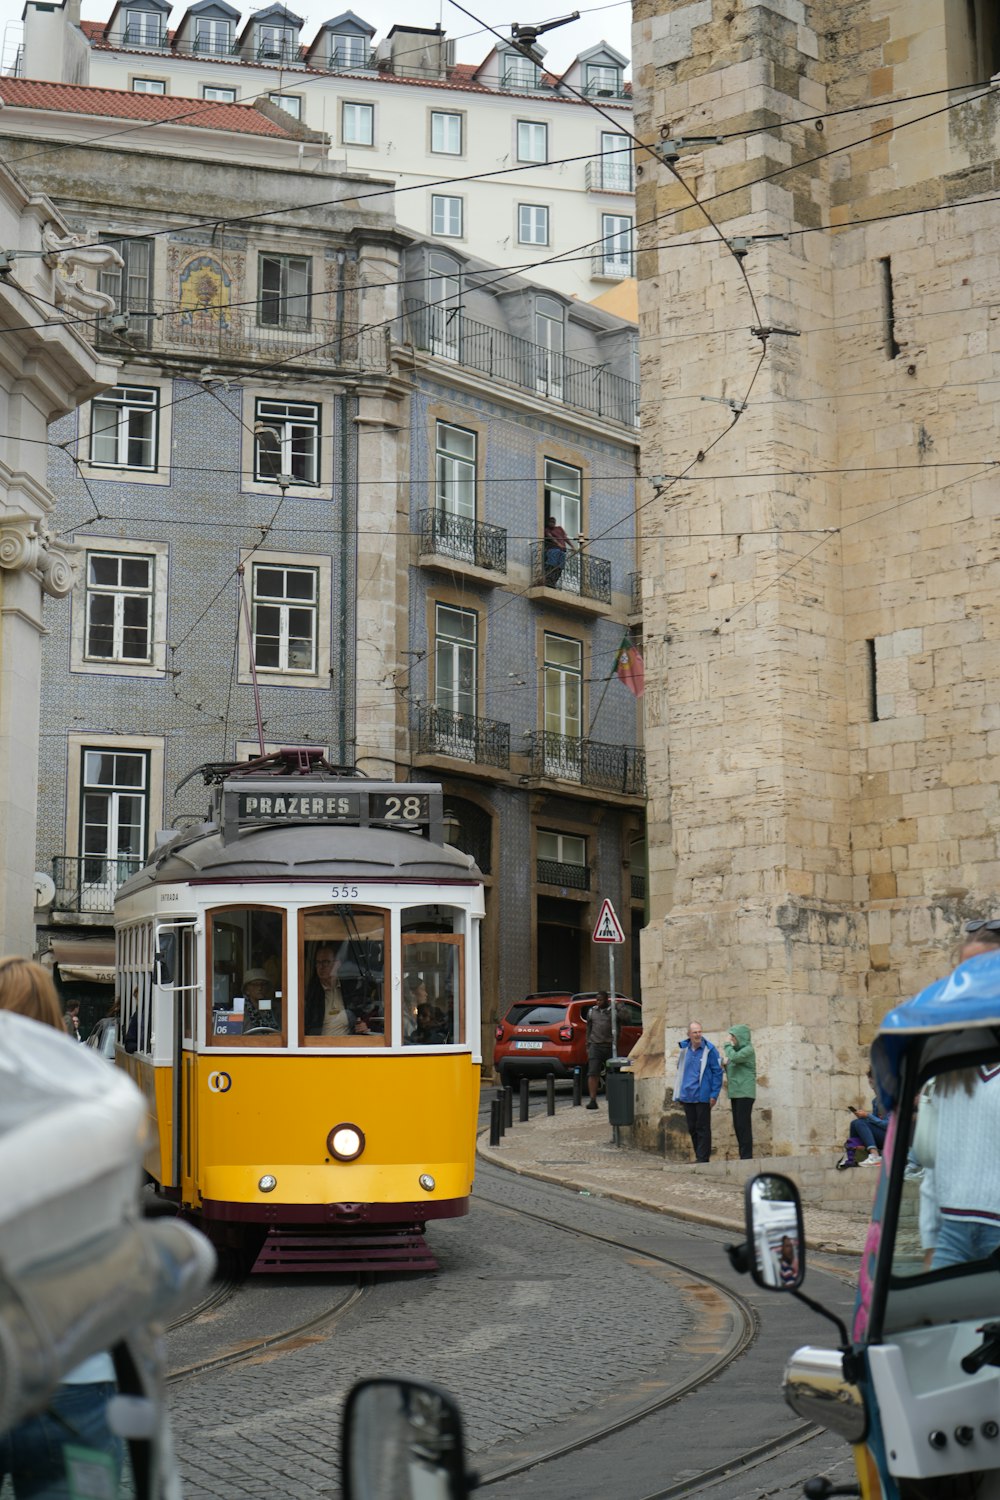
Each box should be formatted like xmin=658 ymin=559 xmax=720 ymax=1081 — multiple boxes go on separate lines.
xmin=514 ymin=1040 xmax=544 ymax=1049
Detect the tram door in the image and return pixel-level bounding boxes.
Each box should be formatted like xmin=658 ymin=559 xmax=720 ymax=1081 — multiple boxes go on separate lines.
xmin=155 ymin=922 xmax=199 ymax=1201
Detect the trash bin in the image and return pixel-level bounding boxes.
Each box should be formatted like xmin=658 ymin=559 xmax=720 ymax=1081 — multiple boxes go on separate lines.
xmin=605 ymin=1059 xmax=635 ymax=1127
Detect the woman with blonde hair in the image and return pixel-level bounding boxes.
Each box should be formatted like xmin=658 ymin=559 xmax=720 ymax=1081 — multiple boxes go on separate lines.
xmin=0 ymin=956 xmax=124 ymax=1498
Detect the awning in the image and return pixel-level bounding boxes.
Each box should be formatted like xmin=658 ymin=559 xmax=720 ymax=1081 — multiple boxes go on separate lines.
xmin=48 ymin=938 xmax=116 ymax=985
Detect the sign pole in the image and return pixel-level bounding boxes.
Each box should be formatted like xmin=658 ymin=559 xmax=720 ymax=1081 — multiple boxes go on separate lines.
xmin=609 ymin=946 xmax=617 ymax=1059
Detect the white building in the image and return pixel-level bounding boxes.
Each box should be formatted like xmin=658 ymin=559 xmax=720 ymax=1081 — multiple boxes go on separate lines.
xmin=0 ymin=159 xmax=117 ymax=956
xmin=17 ymin=1 xmax=635 ymax=303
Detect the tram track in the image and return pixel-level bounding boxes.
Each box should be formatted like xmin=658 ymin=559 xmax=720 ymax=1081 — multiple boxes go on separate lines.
xmin=166 ymin=1277 xmax=372 ymax=1385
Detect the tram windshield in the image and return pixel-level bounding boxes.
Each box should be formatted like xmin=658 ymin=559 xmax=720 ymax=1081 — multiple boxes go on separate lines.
xmin=401 ymin=905 xmax=465 ymax=1046
xmin=208 ymin=906 xmax=286 ymax=1045
xmin=884 ymin=1049 xmax=1000 ymax=1335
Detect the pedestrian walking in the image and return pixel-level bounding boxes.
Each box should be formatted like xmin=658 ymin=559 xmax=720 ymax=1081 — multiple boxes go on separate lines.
xmin=63 ymin=997 xmax=82 ymax=1041
xmin=673 ymin=1021 xmax=723 ymax=1162
xmin=723 ymin=1024 xmax=756 ymax=1159
xmin=585 ymin=991 xmax=614 ymax=1109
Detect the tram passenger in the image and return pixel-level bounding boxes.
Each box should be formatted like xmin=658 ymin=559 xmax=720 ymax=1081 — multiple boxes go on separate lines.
xmin=0 ymin=957 xmax=124 ymax=1498
xmin=240 ymin=969 xmax=279 ymax=1033
xmin=402 ymin=980 xmax=427 ymax=1043
xmin=304 ymin=945 xmax=370 ymax=1037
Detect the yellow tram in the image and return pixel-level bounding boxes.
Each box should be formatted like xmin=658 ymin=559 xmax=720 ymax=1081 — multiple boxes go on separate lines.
xmin=113 ymin=756 xmax=484 ymax=1272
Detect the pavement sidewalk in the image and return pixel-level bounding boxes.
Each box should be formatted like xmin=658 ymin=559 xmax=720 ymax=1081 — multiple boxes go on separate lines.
xmin=477 ymin=1095 xmax=872 ymax=1258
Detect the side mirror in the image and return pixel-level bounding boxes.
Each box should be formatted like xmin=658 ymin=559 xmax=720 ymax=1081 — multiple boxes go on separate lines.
xmin=342 ymin=1378 xmax=470 ymax=1500
xmin=745 ymin=1172 xmax=805 ymax=1292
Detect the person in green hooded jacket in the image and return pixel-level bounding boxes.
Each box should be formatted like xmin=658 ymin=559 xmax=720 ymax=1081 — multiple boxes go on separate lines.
xmin=723 ymin=1024 xmax=757 ymax=1158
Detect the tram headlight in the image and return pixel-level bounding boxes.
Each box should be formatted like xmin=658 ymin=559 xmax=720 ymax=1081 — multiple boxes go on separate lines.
xmin=328 ymin=1123 xmax=365 ymax=1162
xmin=258 ymin=1174 xmax=277 ymax=1193
xmin=419 ymin=1174 xmax=436 ymax=1192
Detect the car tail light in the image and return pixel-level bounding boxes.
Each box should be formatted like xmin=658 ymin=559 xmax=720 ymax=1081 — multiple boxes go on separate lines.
xmin=558 ymin=1025 xmax=573 ymax=1041
xmin=495 ymin=1024 xmax=504 ymax=1040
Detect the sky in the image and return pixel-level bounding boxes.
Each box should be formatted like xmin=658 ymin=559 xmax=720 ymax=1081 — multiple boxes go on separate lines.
xmin=0 ymin=0 xmax=633 ymax=76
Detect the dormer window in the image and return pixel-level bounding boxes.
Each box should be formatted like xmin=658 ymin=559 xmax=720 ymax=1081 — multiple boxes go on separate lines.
xmin=330 ymin=31 xmax=367 ymax=69
xmin=124 ymin=6 xmax=164 ymax=47
xmin=503 ymin=49 xmax=540 ymax=90
xmin=194 ymin=17 xmax=233 ymax=55
xmin=257 ymin=22 xmax=296 ymax=62
xmin=586 ymin=63 xmax=621 ymax=96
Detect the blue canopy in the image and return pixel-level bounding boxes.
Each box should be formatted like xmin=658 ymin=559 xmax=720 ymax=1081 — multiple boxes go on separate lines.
xmin=871 ymin=951 xmax=1000 ymax=1106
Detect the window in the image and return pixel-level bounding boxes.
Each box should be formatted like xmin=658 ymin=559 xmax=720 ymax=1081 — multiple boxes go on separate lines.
xmin=300 ymin=907 xmax=388 ymax=1047
xmin=599 ymin=130 xmax=632 ymax=191
xmin=252 ymin=563 xmax=318 ymax=672
xmin=535 ymin=299 xmax=564 ymax=400
xmin=503 ymin=50 xmax=539 ymax=88
xmin=131 ymin=77 xmax=165 ymax=93
xmin=430 ymin=110 xmax=462 ymax=154
xmin=98 ymin=236 xmax=152 ymax=340
xmin=268 ymin=92 xmax=301 ymax=119
xmin=208 ymin=906 xmax=286 ymax=1045
xmin=599 ymin=214 xmax=634 ymax=277
xmin=331 ymin=31 xmax=367 ymax=68
xmin=517 ymin=120 xmax=547 ymax=163
xmin=257 ymin=23 xmax=296 ymax=61
xmin=436 ymin=422 xmax=476 ymax=520
xmin=124 ymin=8 xmax=163 ymax=46
xmin=586 ymin=63 xmax=621 ymax=96
xmin=431 ymin=194 xmax=463 ymax=238
xmin=435 ymin=604 xmax=477 ymax=759
xmin=428 ymin=254 xmax=461 ymax=360
xmin=254 ymin=398 xmax=320 ymax=485
xmin=193 ymin=17 xmax=231 ymax=54
xmin=518 ymin=203 xmax=549 ymax=245
xmin=258 ymin=252 xmax=312 ymax=329
xmin=401 ymin=922 xmax=465 ymax=1046
xmin=80 ymin=749 xmax=149 ymax=905
xmin=537 ymin=829 xmax=587 ymax=886
xmin=543 ymin=633 xmax=582 ymax=779
xmin=89 ymin=386 xmax=159 ymax=470
xmin=342 ymin=101 xmax=374 ymax=145
xmin=203 ymin=84 xmax=236 ymax=102
xmin=84 ymin=552 xmax=153 ymax=664
xmin=544 ymin=458 xmax=581 ymax=587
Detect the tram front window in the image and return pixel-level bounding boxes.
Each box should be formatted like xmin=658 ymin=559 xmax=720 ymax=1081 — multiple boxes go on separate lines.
xmin=301 ymin=907 xmax=386 ymax=1046
xmin=401 ymin=908 xmax=464 ymax=1046
xmin=208 ymin=907 xmax=285 ymax=1044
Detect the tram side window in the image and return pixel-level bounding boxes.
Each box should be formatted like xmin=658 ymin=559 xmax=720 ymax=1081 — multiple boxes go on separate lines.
xmin=300 ymin=906 xmax=386 ymax=1045
xmin=401 ymin=921 xmax=464 ymax=1046
xmin=208 ymin=907 xmax=285 ymax=1044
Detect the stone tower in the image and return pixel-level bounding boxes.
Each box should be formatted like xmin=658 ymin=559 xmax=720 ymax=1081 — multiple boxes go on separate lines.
xmin=630 ymin=0 xmax=1000 ymax=1156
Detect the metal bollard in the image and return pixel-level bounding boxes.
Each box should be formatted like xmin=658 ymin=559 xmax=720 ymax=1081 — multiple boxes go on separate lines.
xmin=572 ymin=1068 xmax=582 ymax=1107
xmin=503 ymin=1085 xmax=513 ymax=1129
xmin=495 ymin=1089 xmax=506 ymax=1137
xmin=546 ymin=1075 xmax=556 ymax=1116
xmin=519 ymin=1077 xmax=529 ymax=1122
xmin=489 ymin=1098 xmax=501 ymax=1146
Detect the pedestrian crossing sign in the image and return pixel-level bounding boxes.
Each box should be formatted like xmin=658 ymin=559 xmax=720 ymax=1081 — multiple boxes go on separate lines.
xmin=592 ymin=898 xmax=625 ymax=944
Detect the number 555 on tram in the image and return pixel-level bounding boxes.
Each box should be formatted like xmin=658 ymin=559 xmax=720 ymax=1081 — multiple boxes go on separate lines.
xmin=113 ymin=765 xmax=484 ymax=1273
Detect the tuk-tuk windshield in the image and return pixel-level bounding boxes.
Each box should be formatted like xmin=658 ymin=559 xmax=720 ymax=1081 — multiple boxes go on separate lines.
xmin=884 ymin=1050 xmax=1000 ymax=1335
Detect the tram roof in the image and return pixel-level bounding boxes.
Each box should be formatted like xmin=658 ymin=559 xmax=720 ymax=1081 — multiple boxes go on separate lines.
xmin=116 ymin=820 xmax=481 ymax=896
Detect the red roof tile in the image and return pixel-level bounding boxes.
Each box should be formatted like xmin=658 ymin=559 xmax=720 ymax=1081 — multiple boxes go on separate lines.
xmin=0 ymin=77 xmax=302 ymax=136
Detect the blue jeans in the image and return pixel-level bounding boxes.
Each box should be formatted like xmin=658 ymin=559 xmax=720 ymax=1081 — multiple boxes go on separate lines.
xmin=852 ymin=1117 xmax=886 ymax=1152
xmin=0 ymin=1382 xmax=123 ymax=1499
xmin=931 ymin=1217 xmax=1000 ymax=1271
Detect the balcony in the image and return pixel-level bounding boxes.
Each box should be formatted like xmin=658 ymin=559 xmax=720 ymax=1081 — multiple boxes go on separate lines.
xmin=417 ymin=509 xmax=507 ymax=584
xmin=415 ymin=706 xmax=510 ymax=771
xmin=592 ymin=250 xmax=634 ymax=281
xmin=118 ymin=23 xmax=168 ymax=48
xmin=585 ymin=160 xmax=634 ymax=194
xmin=631 ymin=872 xmax=646 ymax=901
xmin=188 ymin=33 xmax=238 ymax=56
xmin=537 ymin=858 xmax=590 ymax=890
xmin=500 ymin=68 xmax=550 ymax=92
xmin=254 ymin=38 xmax=303 ymax=65
xmin=527 ymin=542 xmax=612 ymax=615
xmin=53 ymin=855 xmax=142 ymax=916
xmin=401 ymin=302 xmax=639 ymax=428
xmin=328 ymin=48 xmax=376 ymax=71
xmin=526 ymin=732 xmax=645 ymax=798
xmin=96 ymin=300 xmax=390 ymax=373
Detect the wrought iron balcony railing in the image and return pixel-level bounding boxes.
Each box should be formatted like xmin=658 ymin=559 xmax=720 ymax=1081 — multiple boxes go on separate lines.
xmin=537 ymin=858 xmax=590 ymax=890
xmin=581 ymin=78 xmax=630 ymax=100
xmin=328 ymin=48 xmax=376 ymax=71
xmin=119 ymin=23 xmax=167 ymax=48
xmin=629 ymin=571 xmax=642 ymax=614
xmin=418 ymin=509 xmax=507 ymax=574
xmin=415 ymin=706 xmax=511 ymax=770
xmin=585 ymin=159 xmax=634 ymax=193
xmin=528 ymin=542 xmax=611 ymax=605
xmin=592 ymin=250 xmax=634 ymax=280
xmin=189 ymin=33 xmax=239 ymax=55
xmin=401 ymin=302 xmax=639 ymax=428
xmin=500 ymin=68 xmax=550 ymax=92
xmin=95 ymin=300 xmax=390 ymax=373
xmin=254 ymin=38 xmax=303 ymax=64
xmin=53 ymin=854 xmax=143 ymax=915
xmin=631 ymin=872 xmax=646 ymax=901
xmin=527 ymin=732 xmax=646 ymax=796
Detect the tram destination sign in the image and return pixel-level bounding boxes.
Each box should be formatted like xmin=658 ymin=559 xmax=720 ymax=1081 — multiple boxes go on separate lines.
xmin=219 ymin=780 xmax=441 ymax=842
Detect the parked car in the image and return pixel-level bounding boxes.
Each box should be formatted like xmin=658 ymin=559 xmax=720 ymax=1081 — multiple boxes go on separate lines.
xmin=493 ymin=991 xmax=642 ymax=1087
xmin=85 ymin=1015 xmax=118 ymax=1060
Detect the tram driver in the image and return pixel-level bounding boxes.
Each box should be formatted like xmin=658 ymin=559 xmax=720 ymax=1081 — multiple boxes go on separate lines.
xmin=240 ymin=969 xmax=279 ymax=1033
xmin=304 ymin=945 xmax=370 ymax=1038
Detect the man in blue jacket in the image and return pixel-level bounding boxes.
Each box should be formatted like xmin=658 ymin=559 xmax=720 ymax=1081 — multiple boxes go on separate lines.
xmin=674 ymin=1020 xmax=723 ymax=1162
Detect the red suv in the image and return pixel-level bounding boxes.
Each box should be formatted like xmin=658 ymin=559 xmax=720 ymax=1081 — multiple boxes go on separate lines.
xmin=493 ymin=992 xmax=642 ymax=1087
